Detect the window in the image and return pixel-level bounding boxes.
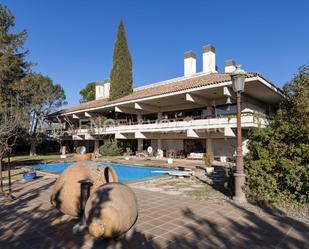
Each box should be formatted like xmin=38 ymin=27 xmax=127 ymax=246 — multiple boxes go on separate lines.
xmin=215 ymin=104 xmax=236 ymax=115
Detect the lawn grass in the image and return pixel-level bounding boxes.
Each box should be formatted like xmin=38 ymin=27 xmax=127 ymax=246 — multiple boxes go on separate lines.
xmin=3 ymin=153 xmax=75 ymax=166
xmin=1 ymin=154 xmax=72 ymax=181
xmin=1 ymin=168 xmax=48 ymax=181
xmin=1 ymin=168 xmax=24 ymax=180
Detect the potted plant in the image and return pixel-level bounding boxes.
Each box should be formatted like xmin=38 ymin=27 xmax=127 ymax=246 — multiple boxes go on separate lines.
xmin=203 ymin=152 xmax=214 ymax=174
xmin=23 ymin=169 xmax=37 ymax=181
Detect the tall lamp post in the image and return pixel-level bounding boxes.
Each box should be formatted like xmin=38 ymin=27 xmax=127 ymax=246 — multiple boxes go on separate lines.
xmin=231 ymin=65 xmax=247 ymax=203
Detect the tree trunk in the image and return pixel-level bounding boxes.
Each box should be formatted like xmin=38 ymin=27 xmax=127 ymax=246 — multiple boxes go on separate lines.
xmin=29 ymin=114 xmax=38 ymax=157
xmin=7 ymin=154 xmax=11 ymax=196
xmin=0 ymin=154 xmax=3 ymax=192
xmin=30 ymin=136 xmax=37 ymax=157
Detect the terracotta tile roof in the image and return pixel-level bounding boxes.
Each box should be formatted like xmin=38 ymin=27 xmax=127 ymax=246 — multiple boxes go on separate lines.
xmin=57 ymin=72 xmax=260 ymax=115
xmin=58 ymin=98 xmax=109 ymax=114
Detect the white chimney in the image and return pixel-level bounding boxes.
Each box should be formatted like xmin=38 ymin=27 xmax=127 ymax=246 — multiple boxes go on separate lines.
xmin=184 ymin=51 xmax=196 ymax=76
xmin=95 ymin=81 xmax=110 ymax=100
xmin=202 ymin=44 xmax=216 ymax=73
xmin=104 ymin=82 xmax=110 ymax=98
xmin=224 ymin=60 xmax=236 ymax=73
xmin=95 ymin=84 xmax=104 ymax=100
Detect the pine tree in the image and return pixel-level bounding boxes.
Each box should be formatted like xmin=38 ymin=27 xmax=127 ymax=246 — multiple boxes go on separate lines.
xmin=0 ymin=5 xmax=30 ymax=105
xmin=79 ymin=82 xmax=96 ymax=103
xmin=0 ymin=4 xmax=30 ymax=191
xmin=18 ymin=73 xmax=67 ymax=156
xmin=109 ymin=20 xmax=133 ymax=101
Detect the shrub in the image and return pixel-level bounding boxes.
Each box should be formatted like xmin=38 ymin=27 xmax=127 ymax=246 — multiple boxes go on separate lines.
xmin=99 ymin=140 xmax=122 ymax=156
xmin=244 ymin=127 xmax=309 ymax=203
xmin=124 ymin=147 xmax=132 ymax=156
xmin=244 ymin=66 xmax=309 ymax=204
xmin=203 ymin=152 xmax=214 ymax=167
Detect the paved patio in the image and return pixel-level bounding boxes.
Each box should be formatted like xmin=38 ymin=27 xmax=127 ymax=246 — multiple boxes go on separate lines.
xmin=0 ymin=177 xmax=308 ymax=249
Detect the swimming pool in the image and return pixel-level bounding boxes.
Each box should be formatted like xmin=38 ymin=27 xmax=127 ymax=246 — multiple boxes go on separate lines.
xmin=30 ymin=162 xmax=173 ymax=182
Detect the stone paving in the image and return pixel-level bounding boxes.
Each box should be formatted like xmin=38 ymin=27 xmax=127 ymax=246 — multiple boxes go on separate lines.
xmin=0 ymin=177 xmax=308 ymax=249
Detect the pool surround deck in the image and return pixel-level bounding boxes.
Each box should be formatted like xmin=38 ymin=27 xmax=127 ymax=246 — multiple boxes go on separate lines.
xmin=0 ymin=176 xmax=308 ymax=249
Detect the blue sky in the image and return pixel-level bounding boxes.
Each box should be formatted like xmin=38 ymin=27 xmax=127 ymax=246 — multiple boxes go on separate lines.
xmin=2 ymin=0 xmax=309 ymax=107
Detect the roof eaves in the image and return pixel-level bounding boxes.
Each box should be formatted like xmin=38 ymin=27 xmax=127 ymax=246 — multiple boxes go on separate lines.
xmin=57 ymin=72 xmax=278 ymax=115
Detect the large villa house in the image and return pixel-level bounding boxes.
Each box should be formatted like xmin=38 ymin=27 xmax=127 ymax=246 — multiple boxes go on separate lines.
xmin=51 ymin=44 xmax=283 ymax=162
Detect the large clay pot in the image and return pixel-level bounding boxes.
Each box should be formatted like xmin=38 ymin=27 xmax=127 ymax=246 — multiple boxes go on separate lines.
xmin=85 ymin=182 xmax=138 ymax=238
xmin=50 ymin=161 xmax=118 ymax=217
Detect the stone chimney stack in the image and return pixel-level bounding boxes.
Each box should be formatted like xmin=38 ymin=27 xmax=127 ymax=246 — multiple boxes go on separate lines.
xmin=224 ymin=60 xmax=236 ymax=73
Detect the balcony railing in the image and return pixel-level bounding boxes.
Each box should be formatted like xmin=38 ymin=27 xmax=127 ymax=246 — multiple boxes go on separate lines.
xmin=72 ymin=112 xmax=271 ymax=136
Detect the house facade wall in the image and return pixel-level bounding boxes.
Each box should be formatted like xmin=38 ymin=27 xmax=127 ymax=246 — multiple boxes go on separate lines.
xmin=54 ymin=74 xmax=282 ymax=162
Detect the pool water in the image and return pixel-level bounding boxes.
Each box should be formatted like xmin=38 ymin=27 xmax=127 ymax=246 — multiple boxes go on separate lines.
xmin=30 ymin=162 xmax=173 ymax=182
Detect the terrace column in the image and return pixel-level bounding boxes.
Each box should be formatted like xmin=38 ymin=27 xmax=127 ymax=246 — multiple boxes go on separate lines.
xmin=94 ymin=140 xmax=99 ymax=155
xmin=157 ymin=112 xmax=162 ymax=120
xmin=137 ymin=139 xmax=143 ymax=153
xmin=74 ymin=140 xmax=78 ymax=153
xmin=137 ymin=114 xmax=142 ymax=124
xmin=207 ymin=106 xmax=213 ymax=117
xmin=157 ymin=139 xmax=162 ymax=149
xmin=157 ymin=139 xmax=163 ymax=158
xmin=206 ymin=138 xmax=213 ymax=153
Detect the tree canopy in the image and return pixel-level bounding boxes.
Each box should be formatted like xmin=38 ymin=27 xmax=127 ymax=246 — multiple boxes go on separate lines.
xmin=109 ymin=20 xmax=133 ymax=101
xmin=0 ymin=4 xmax=30 ymax=151
xmin=79 ymin=82 xmax=96 ymax=103
xmin=0 ymin=4 xmax=31 ymax=189
xmin=245 ymin=66 xmax=309 ymax=204
xmin=0 ymin=4 xmax=30 ymax=106
xmin=18 ymin=73 xmax=67 ymax=156
xmin=0 ymin=5 xmax=67 ymax=158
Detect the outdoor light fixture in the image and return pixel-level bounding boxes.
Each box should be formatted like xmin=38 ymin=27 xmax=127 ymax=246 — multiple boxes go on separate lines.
xmin=231 ymin=64 xmax=247 ymax=203
xmin=231 ymin=65 xmax=246 ymax=93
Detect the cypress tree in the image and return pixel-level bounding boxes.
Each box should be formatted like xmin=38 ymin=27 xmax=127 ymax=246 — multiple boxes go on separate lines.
xmin=109 ymin=20 xmax=133 ymax=100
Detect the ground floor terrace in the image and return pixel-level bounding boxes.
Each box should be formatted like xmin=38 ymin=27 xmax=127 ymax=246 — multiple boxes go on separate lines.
xmin=1 ymin=176 xmax=308 ymax=249
xmin=65 ymin=134 xmax=249 ymax=162
xmin=66 ymin=136 xmax=247 ymax=163
xmin=58 ymin=113 xmax=266 ymax=161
